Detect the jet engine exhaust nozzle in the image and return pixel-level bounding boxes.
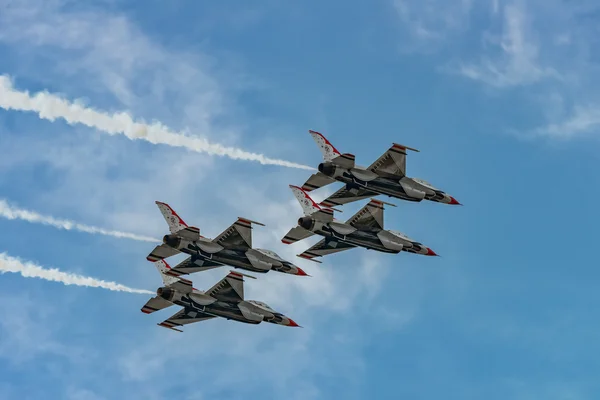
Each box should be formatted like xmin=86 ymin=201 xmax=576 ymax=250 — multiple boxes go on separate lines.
xmin=157 ymin=287 xmax=174 ymax=301
xmin=298 ymin=216 xmax=315 ymax=231
xmin=163 ymin=234 xmax=181 ymax=248
xmin=318 ymin=162 xmax=336 ymax=177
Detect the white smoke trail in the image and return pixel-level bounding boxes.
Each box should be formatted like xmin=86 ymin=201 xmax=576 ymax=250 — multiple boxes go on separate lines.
xmin=0 ymin=252 xmax=154 ymax=295
xmin=0 ymin=199 xmax=159 ymax=243
xmin=0 ymin=75 xmax=314 ymax=171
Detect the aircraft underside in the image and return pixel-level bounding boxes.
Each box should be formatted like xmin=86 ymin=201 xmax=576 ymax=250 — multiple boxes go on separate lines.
xmin=340 ymin=174 xmax=422 ymax=202
xmin=176 ymin=297 xmax=261 ymax=325
xmin=318 ymin=227 xmax=399 ymax=254
xmin=180 ymin=245 xmax=271 ymax=274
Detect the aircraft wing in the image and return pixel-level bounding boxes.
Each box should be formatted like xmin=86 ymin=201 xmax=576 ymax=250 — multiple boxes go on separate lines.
xmin=205 ymin=271 xmax=245 ymax=303
xmin=297 ymin=238 xmax=357 ymax=263
xmin=166 ymin=256 xmax=223 ymax=277
xmin=367 ymin=143 xmax=419 ymax=177
xmin=157 ymin=307 xmax=216 ymax=332
xmin=212 ymin=218 xmax=264 ymax=250
xmin=319 ymin=186 xmax=379 ymax=208
xmin=146 ymin=244 xmax=181 ymax=262
xmin=345 ymin=199 xmax=388 ymax=230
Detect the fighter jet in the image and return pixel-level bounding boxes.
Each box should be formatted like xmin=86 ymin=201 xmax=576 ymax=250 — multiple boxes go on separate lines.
xmin=301 ymin=130 xmax=461 ymax=208
xmin=141 ymin=260 xmax=300 ymax=331
xmin=146 ymin=201 xmax=308 ymax=277
xmin=281 ymin=185 xmax=438 ymax=263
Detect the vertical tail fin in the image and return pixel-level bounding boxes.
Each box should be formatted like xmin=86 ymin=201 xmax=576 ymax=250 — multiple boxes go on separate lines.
xmin=289 ymin=185 xmax=324 ymax=216
xmin=156 ymin=201 xmax=188 ymax=234
xmin=309 ymin=130 xmax=341 ymax=162
xmin=289 ymin=185 xmax=335 ymax=222
xmin=153 ymin=260 xmax=193 ymax=293
xmin=155 ymin=201 xmax=200 ymax=240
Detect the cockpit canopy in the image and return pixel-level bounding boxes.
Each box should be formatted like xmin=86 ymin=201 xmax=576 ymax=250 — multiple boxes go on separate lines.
xmin=389 ymin=230 xmax=415 ymax=243
xmin=412 ymin=178 xmax=437 ymax=190
xmin=256 ymin=248 xmax=285 ymax=261
xmin=248 ymin=300 xmax=275 ymax=312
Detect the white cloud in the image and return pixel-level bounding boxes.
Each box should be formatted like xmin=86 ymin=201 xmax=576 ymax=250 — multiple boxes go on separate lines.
xmin=532 ymin=104 xmax=600 ymax=138
xmin=0 ymin=292 xmax=83 ymax=365
xmin=456 ymin=3 xmax=560 ymax=87
xmin=65 ymin=387 xmax=106 ymax=400
xmin=392 ymin=0 xmax=473 ymax=49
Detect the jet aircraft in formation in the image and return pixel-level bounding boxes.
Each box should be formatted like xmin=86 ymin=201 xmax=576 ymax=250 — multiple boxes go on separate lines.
xmin=141 ymin=129 xmax=460 ymax=331
xmin=141 ymin=260 xmax=299 ymax=331
xmin=146 ymin=201 xmax=307 ymax=277
xmin=281 ymin=185 xmax=437 ymax=263
xmin=301 ymin=130 xmax=460 ymax=208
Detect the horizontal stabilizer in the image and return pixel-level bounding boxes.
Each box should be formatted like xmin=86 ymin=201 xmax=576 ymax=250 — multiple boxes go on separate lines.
xmin=158 ymin=321 xmax=184 ymax=332
xmin=146 ymin=244 xmax=180 ymax=262
xmin=301 ymin=172 xmax=336 ymax=192
xmin=282 ymin=226 xmax=316 ymax=245
xmin=296 ymin=254 xmax=322 ymax=263
xmin=141 ymin=296 xmax=173 ymax=314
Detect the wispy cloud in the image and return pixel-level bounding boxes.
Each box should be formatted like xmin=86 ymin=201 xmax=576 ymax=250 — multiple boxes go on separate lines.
xmin=0 ymin=252 xmax=153 ymax=294
xmin=532 ymin=104 xmax=600 ymax=138
xmin=0 ymin=198 xmax=159 ymax=243
xmin=392 ymin=0 xmax=473 ymax=49
xmin=455 ymin=4 xmax=560 ymax=87
xmin=0 ymin=75 xmax=313 ymax=170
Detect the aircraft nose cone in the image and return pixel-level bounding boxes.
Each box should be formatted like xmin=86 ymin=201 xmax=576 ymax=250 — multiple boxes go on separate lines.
xmin=449 ymin=196 xmax=461 ymax=205
xmin=426 ymin=247 xmax=438 ymax=256
xmin=295 ymin=267 xmax=310 ymax=276
xmin=287 ymin=318 xmax=300 ymax=327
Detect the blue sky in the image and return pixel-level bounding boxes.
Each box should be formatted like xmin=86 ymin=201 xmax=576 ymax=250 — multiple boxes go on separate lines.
xmin=0 ymin=0 xmax=599 ymax=398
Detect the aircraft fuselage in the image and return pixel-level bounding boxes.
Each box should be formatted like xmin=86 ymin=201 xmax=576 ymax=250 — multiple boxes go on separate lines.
xmin=316 ymin=226 xmax=399 ymax=254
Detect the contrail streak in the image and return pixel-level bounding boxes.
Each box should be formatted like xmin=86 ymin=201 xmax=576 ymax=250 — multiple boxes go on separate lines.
xmin=0 ymin=199 xmax=160 ymax=243
xmin=0 ymin=252 xmax=153 ymax=295
xmin=0 ymin=75 xmax=314 ymax=170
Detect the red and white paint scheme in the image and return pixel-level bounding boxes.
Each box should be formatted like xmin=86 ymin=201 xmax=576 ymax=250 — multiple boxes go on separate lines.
xmin=300 ymin=129 xmax=461 ymax=207
xmin=309 ymin=130 xmax=341 ymax=162
xmin=281 ymin=186 xmax=439 ymax=263
xmin=141 ymin=263 xmax=300 ymax=332
xmin=147 ymin=201 xmax=309 ymax=277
